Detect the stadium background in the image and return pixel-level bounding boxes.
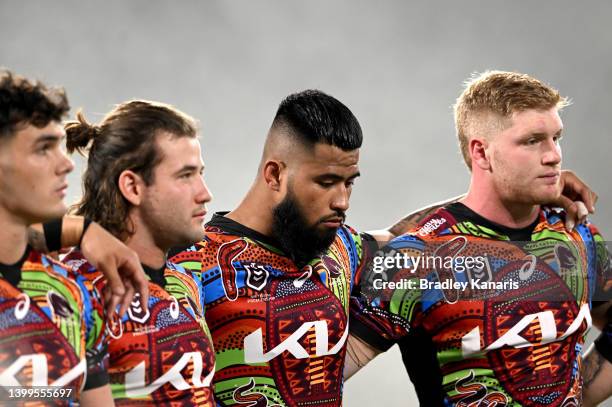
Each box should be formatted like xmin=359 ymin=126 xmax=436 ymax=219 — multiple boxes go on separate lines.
xmin=2 ymin=1 xmax=610 ymax=405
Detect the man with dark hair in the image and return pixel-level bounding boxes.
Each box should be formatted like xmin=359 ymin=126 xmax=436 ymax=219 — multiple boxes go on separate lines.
xmin=348 ymin=71 xmax=612 ymax=406
xmin=0 ymin=69 xmax=113 ymax=404
xmin=170 ymin=89 xmax=367 ymax=406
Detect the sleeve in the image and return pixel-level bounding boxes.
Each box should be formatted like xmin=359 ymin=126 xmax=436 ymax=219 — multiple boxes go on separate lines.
xmin=74 ymin=272 xmax=110 ymax=390
xmin=349 ymin=234 xmax=426 ymax=351
xmin=588 ymin=224 xmax=612 ymax=303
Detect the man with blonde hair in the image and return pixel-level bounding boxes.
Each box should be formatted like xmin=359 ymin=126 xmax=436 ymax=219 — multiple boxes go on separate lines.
xmin=349 ymin=71 xmax=611 ymax=406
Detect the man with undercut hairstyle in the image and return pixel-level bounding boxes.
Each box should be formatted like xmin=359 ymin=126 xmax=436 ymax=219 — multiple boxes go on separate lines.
xmin=0 ymin=69 xmax=113 ymax=405
xmin=349 ymin=71 xmax=612 ymax=406
xmin=170 ymin=90 xmax=368 ymax=406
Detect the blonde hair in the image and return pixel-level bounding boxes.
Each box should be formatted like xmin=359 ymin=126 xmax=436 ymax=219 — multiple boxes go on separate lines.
xmin=454 ymin=70 xmax=569 ymax=169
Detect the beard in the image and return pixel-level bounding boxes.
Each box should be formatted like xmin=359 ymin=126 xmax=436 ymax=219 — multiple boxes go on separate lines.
xmin=271 ymin=190 xmax=343 ymax=268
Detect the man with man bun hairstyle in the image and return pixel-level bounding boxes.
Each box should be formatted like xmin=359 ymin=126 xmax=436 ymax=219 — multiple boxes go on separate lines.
xmin=0 ymin=68 xmax=113 ymax=405
xmin=62 ymin=100 xmax=216 ymax=405
xmin=349 ymin=71 xmax=612 ymax=406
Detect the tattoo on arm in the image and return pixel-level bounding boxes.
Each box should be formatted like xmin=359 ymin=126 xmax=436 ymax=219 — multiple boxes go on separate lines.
xmin=387 ymin=195 xmax=465 ymax=237
xmin=583 ymin=349 xmax=605 ymax=387
xmin=27 ymin=227 xmax=49 ymax=253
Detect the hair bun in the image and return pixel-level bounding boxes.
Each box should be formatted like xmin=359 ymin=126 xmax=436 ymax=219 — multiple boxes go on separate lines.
xmin=65 ymin=110 xmax=98 ymax=153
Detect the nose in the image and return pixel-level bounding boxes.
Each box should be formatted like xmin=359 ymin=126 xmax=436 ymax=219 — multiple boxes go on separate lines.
xmin=195 ymin=174 xmax=213 ymax=205
xmin=542 ymin=138 xmax=562 ymax=166
xmin=57 ymin=150 xmax=74 ymax=175
xmin=330 ymin=185 xmax=350 ymax=213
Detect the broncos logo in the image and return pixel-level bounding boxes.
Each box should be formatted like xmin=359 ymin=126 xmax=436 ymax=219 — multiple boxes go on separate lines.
xmin=232 ymin=378 xmax=281 ymax=407
xmin=47 ymin=291 xmax=73 ymax=319
xmin=454 ymin=370 xmax=508 ymax=407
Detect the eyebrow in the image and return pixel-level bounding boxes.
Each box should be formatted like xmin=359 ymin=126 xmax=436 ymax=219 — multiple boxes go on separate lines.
xmin=174 ymin=164 xmax=203 ymax=175
xmin=34 ymin=134 xmax=63 ymax=144
xmin=315 ymin=171 xmax=361 ymax=181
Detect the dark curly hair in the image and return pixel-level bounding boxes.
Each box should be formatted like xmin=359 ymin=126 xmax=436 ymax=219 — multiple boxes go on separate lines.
xmin=0 ymin=69 xmax=69 ymax=137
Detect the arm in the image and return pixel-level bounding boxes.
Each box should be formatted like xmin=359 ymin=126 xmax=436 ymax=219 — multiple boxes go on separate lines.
xmin=374 ymin=169 xmax=598 ymax=239
xmin=343 ymin=334 xmax=382 ymax=380
xmin=80 ymin=385 xmax=114 ymax=406
xmin=582 ymin=344 xmax=612 ymax=407
xmin=31 ymin=216 xmax=148 ymax=316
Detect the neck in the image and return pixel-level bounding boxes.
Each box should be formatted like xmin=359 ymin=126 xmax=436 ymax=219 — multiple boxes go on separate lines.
xmin=463 ymin=177 xmax=539 ymax=229
xmin=0 ymin=208 xmax=29 ymax=264
xmin=227 ymin=181 xmax=275 ymax=237
xmin=124 ymin=223 xmax=167 ymax=269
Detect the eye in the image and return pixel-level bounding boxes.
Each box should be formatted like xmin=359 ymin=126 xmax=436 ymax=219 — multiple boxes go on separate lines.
xmin=525 ymin=138 xmax=539 ymax=146
xmin=36 ymin=143 xmax=52 ymax=155
xmin=318 ymin=181 xmax=334 ymax=188
xmin=346 ymin=179 xmax=355 ymax=188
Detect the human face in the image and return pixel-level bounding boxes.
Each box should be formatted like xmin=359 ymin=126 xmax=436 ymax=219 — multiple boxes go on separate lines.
xmin=139 ymin=133 xmax=212 ymax=250
xmin=0 ymin=121 xmax=74 ymax=224
xmin=276 ymin=142 xmax=359 ymax=237
xmin=487 ymin=108 xmax=563 ymax=205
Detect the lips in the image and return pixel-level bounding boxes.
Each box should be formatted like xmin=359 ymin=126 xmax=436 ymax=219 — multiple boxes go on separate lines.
xmin=193 ymin=210 xmax=207 ymax=220
xmin=537 ymin=172 xmax=560 ymax=184
xmin=320 ymin=217 xmax=344 ymax=228
xmin=56 ymin=183 xmax=68 ymax=197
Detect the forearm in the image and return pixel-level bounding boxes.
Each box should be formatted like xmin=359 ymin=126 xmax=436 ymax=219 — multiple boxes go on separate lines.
xmin=384 ymin=195 xmax=464 ymax=238
xmin=343 ymin=334 xmax=381 ymax=380
xmin=583 ymin=344 xmax=612 ymax=406
xmin=29 ymin=216 xmax=87 ymax=252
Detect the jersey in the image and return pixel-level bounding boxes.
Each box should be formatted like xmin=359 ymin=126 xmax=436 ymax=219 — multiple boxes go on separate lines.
xmin=0 ymin=247 xmax=108 ymax=406
xmin=168 ymin=212 xmax=371 ymax=407
xmin=351 ymin=203 xmax=611 ymax=407
xmin=64 ymin=250 xmax=216 ymax=406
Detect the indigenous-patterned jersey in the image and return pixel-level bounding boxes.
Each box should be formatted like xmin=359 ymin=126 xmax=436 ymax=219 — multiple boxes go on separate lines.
xmin=351 ymin=203 xmax=611 ymax=407
xmin=64 ymin=250 xmax=216 ymax=406
xmin=0 ymin=247 xmax=108 ymax=406
xmin=168 ymin=212 xmax=371 ymax=407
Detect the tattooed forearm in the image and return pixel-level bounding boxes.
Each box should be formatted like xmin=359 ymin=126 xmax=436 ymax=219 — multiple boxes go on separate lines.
xmin=27 ymin=225 xmax=49 ymax=253
xmin=387 ymin=195 xmax=465 ymax=237
xmin=583 ymin=348 xmax=605 ymax=387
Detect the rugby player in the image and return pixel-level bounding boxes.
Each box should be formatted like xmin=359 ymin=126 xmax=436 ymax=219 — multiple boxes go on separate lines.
xmin=349 ymin=71 xmax=612 ymax=406
xmin=167 ymin=89 xmax=599 ymax=406
xmin=0 ymin=69 xmax=112 ymax=404
xmin=61 ymin=100 xmax=216 ymax=405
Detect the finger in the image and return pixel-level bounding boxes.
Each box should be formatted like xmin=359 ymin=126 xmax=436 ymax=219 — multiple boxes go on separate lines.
xmin=118 ymin=280 xmax=135 ymax=317
xmin=130 ymin=263 xmax=149 ymax=310
xmin=553 ymin=195 xmax=577 ymax=232
xmin=586 ymin=190 xmax=599 ymax=213
xmin=120 ymin=254 xmax=148 ymax=310
xmin=575 ymin=201 xmax=589 ymax=224
xmin=96 ymin=262 xmax=125 ymax=318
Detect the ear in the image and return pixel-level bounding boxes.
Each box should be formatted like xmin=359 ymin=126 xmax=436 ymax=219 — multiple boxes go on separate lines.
xmin=118 ymin=170 xmax=145 ymax=206
xmin=262 ymin=160 xmax=285 ymax=192
xmin=469 ymin=138 xmax=491 ymax=171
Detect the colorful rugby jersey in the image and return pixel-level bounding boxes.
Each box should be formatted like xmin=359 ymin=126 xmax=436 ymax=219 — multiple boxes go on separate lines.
xmin=0 ymin=247 xmax=108 ymax=406
xmin=351 ymin=203 xmax=611 ymax=407
xmin=64 ymin=250 xmax=216 ymax=406
xmin=169 ymin=212 xmax=371 ymax=407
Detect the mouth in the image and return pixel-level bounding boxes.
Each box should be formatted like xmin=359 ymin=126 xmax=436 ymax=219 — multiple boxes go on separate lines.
xmin=56 ymin=183 xmax=68 ymax=198
xmin=537 ymin=172 xmax=560 ymax=184
xmin=320 ymin=216 xmax=345 ymax=228
xmin=193 ymin=210 xmax=207 ymax=221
